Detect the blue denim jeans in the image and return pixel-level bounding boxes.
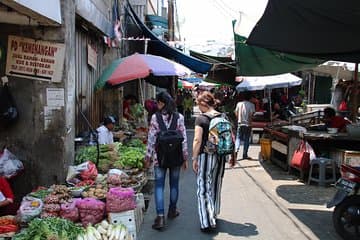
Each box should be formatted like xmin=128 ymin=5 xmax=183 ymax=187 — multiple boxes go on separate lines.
xmin=154 ymin=166 xmax=181 ymax=215
xmin=235 ymin=125 xmax=252 ymax=158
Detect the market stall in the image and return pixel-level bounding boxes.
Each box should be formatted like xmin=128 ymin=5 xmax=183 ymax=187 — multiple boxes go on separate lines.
xmin=236 ymin=73 xmax=303 ymax=142
xmin=0 ymin=137 xmax=149 ymax=240
xmin=263 ymin=114 xmax=360 ymax=179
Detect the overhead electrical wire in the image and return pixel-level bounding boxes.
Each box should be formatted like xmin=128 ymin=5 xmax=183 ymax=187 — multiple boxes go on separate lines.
xmin=212 ymin=0 xmax=238 ymax=20
xmin=209 ymin=0 xmax=234 ymax=20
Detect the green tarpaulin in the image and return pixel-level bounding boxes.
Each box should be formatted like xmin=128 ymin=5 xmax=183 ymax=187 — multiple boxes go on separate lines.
xmin=234 ymin=22 xmax=324 ymax=76
xmin=189 ymin=50 xmax=237 ymax=86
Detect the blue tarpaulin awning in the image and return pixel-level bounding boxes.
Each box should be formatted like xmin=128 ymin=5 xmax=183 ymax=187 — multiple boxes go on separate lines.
xmin=126 ymin=3 xmax=212 ymax=74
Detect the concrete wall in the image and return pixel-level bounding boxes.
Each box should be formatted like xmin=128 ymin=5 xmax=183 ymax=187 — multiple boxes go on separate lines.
xmin=0 ymin=0 xmax=75 ymax=198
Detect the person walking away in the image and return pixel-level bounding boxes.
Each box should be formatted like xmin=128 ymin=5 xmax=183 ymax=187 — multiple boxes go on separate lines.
xmin=144 ymin=91 xmax=188 ymax=231
xmin=176 ymin=91 xmax=184 ymax=115
xmin=97 ymin=116 xmax=116 ymax=144
xmin=183 ymin=93 xmax=193 ymax=121
xmin=234 ymin=92 xmax=255 ymax=159
xmin=192 ymin=91 xmax=226 ymax=232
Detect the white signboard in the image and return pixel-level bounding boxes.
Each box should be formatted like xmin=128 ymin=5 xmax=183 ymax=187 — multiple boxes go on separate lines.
xmin=44 ymin=106 xmax=61 ymax=130
xmin=5 ymin=35 xmax=65 ymax=82
xmin=13 ymin=0 xmax=62 ymax=24
xmin=46 ymin=88 xmax=64 ymax=107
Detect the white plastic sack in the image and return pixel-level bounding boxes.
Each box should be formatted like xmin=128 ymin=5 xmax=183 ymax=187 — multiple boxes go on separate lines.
xmin=18 ymin=196 xmax=43 ymax=222
xmin=0 ymin=148 xmax=24 ymax=178
xmin=66 ymin=162 xmax=90 ymax=182
xmin=306 ymin=142 xmax=317 ymax=162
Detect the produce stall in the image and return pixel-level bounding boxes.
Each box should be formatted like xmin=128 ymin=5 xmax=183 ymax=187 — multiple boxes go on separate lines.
xmin=0 ymin=138 xmax=149 ymax=240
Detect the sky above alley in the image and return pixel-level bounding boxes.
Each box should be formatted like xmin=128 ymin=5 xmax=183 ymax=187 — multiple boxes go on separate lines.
xmin=176 ymin=0 xmax=268 ymax=44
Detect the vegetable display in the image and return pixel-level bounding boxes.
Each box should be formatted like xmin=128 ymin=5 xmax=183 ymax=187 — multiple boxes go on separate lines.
xmin=0 ymin=216 xmax=18 ymax=235
xmin=75 ymin=140 xmax=146 ymax=171
xmin=13 ymin=217 xmax=84 ymax=240
xmin=28 ymin=189 xmax=51 ymax=200
xmin=77 ymin=220 xmax=132 ymax=240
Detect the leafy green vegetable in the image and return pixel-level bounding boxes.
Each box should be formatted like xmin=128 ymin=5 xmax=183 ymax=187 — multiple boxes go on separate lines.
xmin=28 ymin=189 xmax=51 ymax=200
xmin=13 ymin=217 xmax=84 ymax=240
xmin=117 ymin=146 xmax=145 ymax=169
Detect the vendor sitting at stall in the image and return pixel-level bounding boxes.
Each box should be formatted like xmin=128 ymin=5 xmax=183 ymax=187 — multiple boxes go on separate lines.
xmin=0 ymin=176 xmax=17 ymax=216
xmin=97 ymin=116 xmax=116 ymax=144
xmin=323 ymin=107 xmax=351 ymax=132
xmin=123 ymin=95 xmax=137 ymax=120
xmin=272 ymin=102 xmax=288 ymax=122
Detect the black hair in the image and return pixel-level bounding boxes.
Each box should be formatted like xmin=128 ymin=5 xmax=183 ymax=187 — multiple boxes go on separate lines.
xmin=124 ymin=94 xmax=138 ymax=102
xmin=324 ymin=107 xmax=336 ymax=117
xmin=156 ymin=91 xmax=176 ymax=115
xmin=244 ymin=91 xmax=252 ymax=100
xmin=103 ymin=116 xmax=116 ymax=125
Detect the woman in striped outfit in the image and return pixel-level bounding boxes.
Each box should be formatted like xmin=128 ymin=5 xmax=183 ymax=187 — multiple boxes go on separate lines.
xmin=192 ymin=91 xmax=225 ymax=233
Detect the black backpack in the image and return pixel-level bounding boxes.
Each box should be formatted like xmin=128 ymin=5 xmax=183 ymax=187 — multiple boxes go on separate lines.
xmin=155 ymin=112 xmax=184 ymax=168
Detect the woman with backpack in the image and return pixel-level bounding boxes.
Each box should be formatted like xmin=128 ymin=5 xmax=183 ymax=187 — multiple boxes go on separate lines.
xmin=192 ymin=91 xmax=229 ymax=233
xmin=144 ymin=91 xmax=189 ymax=231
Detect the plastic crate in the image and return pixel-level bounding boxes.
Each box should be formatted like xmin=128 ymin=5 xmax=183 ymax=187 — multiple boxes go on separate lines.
xmin=344 ymin=151 xmax=360 ymax=167
xmin=330 ymin=149 xmax=360 ymax=167
xmin=108 ymin=205 xmax=143 ymax=234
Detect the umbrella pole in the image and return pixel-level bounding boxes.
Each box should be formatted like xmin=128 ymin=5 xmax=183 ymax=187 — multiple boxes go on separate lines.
xmin=138 ymin=78 xmax=147 ymax=124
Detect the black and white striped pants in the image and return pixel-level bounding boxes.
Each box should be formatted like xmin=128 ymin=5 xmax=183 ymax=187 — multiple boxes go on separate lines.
xmin=196 ymin=153 xmax=225 ymax=229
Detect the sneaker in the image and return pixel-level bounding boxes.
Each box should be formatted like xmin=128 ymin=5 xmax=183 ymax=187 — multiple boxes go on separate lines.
xmin=200 ymin=227 xmax=216 ymax=234
xmin=200 ymin=227 xmax=215 ymax=233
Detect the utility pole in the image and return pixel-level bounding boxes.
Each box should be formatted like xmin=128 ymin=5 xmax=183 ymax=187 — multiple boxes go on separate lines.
xmin=167 ymin=0 xmax=177 ymax=97
xmin=167 ymin=0 xmax=174 ymax=41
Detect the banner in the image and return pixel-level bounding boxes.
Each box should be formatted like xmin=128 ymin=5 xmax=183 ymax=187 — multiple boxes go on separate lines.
xmin=5 ymin=35 xmax=65 ymax=82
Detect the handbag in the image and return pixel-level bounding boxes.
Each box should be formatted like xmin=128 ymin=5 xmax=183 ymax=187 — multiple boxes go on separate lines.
xmin=338 ymin=100 xmax=348 ymax=111
xmin=291 ymin=140 xmax=310 ymax=170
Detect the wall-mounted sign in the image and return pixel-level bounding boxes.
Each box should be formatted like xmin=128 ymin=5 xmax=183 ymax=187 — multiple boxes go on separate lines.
xmin=5 ymin=35 xmax=65 ymax=82
xmin=87 ymin=44 xmax=97 ymax=69
xmin=46 ymin=88 xmax=64 ymax=107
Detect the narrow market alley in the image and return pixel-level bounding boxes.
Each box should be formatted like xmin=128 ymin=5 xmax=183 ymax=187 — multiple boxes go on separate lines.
xmin=138 ymin=128 xmax=341 ymax=240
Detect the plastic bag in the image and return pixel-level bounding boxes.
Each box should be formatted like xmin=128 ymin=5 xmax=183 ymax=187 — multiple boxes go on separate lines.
xmin=306 ymin=142 xmax=316 ymax=162
xmin=106 ymin=187 xmax=136 ymax=212
xmin=339 ymin=100 xmax=348 ymax=111
xmin=0 ymin=148 xmax=23 ymax=178
xmin=60 ymin=198 xmax=79 ymax=222
xmin=17 ymin=196 xmax=43 ymax=223
xmin=80 ymin=161 xmax=98 ymax=180
xmin=66 ymin=161 xmax=98 ymax=182
xmin=76 ymin=198 xmax=105 ymax=226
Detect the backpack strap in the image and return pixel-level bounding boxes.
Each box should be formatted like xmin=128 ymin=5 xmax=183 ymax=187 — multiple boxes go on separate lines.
xmin=155 ymin=112 xmax=167 ymax=131
xmin=169 ymin=113 xmax=179 ymax=130
xmin=156 ymin=112 xmax=179 ymax=131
